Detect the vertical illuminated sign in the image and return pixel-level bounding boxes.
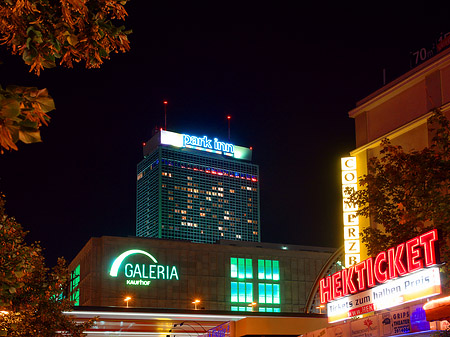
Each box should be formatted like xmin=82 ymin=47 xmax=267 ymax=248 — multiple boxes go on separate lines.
xmin=341 ymin=157 xmax=360 ymax=267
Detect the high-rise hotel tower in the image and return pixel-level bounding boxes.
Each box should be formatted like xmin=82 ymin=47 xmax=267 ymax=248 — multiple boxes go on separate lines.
xmin=136 ymin=129 xmax=260 ymax=243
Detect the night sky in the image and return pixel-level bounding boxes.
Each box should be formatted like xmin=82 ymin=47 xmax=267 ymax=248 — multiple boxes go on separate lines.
xmin=1 ymin=3 xmax=449 ymax=266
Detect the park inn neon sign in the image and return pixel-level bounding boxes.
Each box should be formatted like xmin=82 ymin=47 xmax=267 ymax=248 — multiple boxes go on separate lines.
xmin=182 ymin=134 xmax=234 ymax=154
xmin=109 ymin=249 xmax=179 ymax=286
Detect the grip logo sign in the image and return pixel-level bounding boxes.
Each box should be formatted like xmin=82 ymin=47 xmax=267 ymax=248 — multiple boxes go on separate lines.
xmin=109 ymin=249 xmax=179 ymax=286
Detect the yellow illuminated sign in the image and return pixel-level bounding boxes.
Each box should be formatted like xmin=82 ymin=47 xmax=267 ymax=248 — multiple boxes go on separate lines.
xmin=341 ymin=157 xmax=360 ymax=267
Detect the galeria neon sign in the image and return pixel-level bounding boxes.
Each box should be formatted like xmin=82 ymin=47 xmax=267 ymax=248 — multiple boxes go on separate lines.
xmin=183 ymin=134 xmax=234 ymax=154
xmin=110 ymin=249 xmax=179 ymax=286
xmin=320 ymin=229 xmax=440 ymax=304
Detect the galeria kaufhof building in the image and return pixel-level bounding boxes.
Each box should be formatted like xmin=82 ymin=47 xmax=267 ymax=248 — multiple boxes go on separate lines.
xmin=68 ymin=235 xmax=335 ymax=313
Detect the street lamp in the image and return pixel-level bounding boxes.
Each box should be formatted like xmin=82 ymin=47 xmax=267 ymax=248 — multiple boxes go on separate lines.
xmin=316 ymin=305 xmax=325 ymax=314
xmin=248 ymin=302 xmax=257 ymax=312
xmin=192 ymin=299 xmax=201 ymax=310
xmin=124 ymin=296 xmax=131 ymax=308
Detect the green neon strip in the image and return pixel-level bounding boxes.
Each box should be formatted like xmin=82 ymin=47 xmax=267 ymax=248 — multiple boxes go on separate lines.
xmin=238 ymin=258 xmax=245 ymax=279
xmin=265 ymin=260 xmax=272 ymax=280
xmin=259 ymin=283 xmax=265 ymax=303
xmin=230 ymin=258 xmax=237 ymax=278
xmin=273 ymin=260 xmax=280 ymax=281
xmin=231 ymin=282 xmax=238 ymax=302
xmin=245 ymin=258 xmax=253 ymax=279
xmin=258 ymin=260 xmax=265 ymax=279
xmin=110 ymin=250 xmax=158 ymax=277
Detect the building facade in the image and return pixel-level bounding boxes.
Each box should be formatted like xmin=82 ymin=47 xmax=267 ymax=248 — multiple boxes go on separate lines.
xmin=68 ymin=236 xmax=335 ymax=313
xmin=344 ymin=47 xmax=450 ymax=262
xmin=137 ymin=130 xmax=260 ymax=243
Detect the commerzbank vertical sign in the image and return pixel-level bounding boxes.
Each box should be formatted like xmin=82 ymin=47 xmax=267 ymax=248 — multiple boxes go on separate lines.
xmin=109 ymin=249 xmax=179 ymax=286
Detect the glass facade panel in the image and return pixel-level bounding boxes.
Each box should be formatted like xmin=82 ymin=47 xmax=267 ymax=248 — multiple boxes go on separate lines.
xmin=245 ymin=258 xmax=253 ymax=279
xmin=273 ymin=284 xmax=280 ymax=304
xmin=266 ymin=284 xmax=273 ymax=304
xmin=238 ymin=282 xmax=246 ymax=302
xmin=246 ymin=282 xmax=253 ymax=302
xmin=273 ymin=260 xmax=280 ymax=280
xmin=231 ymin=282 xmax=238 ymax=302
xmin=258 ymin=283 xmax=265 ymax=303
xmin=258 ymin=260 xmax=265 ymax=279
xmin=265 ymin=260 xmax=272 ymax=280
xmin=230 ymin=258 xmax=238 ymax=278
xmin=238 ymin=258 xmax=245 ymax=279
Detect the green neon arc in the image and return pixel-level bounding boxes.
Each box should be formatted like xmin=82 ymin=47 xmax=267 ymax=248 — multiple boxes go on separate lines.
xmin=110 ymin=249 xmax=158 ymax=277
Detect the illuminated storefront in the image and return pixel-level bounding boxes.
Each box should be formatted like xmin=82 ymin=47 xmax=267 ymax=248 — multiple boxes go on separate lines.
xmin=303 ymin=229 xmax=445 ymax=337
xmin=69 ymin=235 xmax=335 ymax=313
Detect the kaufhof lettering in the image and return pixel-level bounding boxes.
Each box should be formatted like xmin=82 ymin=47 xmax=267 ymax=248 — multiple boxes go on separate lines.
xmin=320 ymin=229 xmax=439 ymax=303
xmin=183 ymin=134 xmax=234 ymax=154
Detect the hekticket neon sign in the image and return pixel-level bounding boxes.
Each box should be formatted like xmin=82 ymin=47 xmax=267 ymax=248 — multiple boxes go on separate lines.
xmin=110 ymin=249 xmax=179 ymax=286
xmin=320 ymin=229 xmax=441 ymax=322
xmin=183 ymin=134 xmax=234 ymax=154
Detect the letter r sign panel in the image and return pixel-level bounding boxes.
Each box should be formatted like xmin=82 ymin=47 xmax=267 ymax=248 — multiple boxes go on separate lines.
xmin=344 ymin=226 xmax=360 ymax=240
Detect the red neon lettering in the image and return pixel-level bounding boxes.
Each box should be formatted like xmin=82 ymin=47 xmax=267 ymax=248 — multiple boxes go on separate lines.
xmin=342 ymin=265 xmax=357 ymax=295
xmin=332 ymin=271 xmax=343 ymax=299
xmin=420 ymin=229 xmax=438 ymax=267
xmin=354 ymin=260 xmax=367 ymax=291
xmin=320 ymin=276 xmax=333 ymax=304
xmin=388 ymin=243 xmax=407 ymax=279
xmin=374 ymin=251 xmax=388 ymax=283
xmin=366 ymin=257 xmax=375 ymax=288
xmin=406 ymin=237 xmax=422 ymax=272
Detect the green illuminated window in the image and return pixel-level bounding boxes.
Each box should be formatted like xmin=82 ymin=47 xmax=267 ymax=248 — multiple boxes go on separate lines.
xmin=259 ymin=283 xmax=265 ymax=303
xmin=259 ymin=307 xmax=280 ymax=312
xmin=246 ymin=283 xmax=253 ymax=302
xmin=231 ymin=257 xmax=253 ymax=280
xmin=231 ymin=282 xmax=253 ymax=303
xmin=239 ymin=282 xmax=245 ymax=302
xmin=259 ymin=283 xmax=279 ymax=305
xmin=273 ymin=261 xmax=280 ymax=280
xmin=231 ymin=258 xmax=238 ymax=278
xmin=266 ymin=284 xmax=273 ymax=304
xmin=246 ymin=259 xmax=253 ymax=279
xmin=258 ymin=260 xmax=265 ymax=279
xmin=265 ymin=260 xmax=272 ymax=280
xmin=70 ymin=265 xmax=80 ymax=306
xmin=273 ymin=284 xmax=280 ymax=304
xmin=238 ymin=259 xmax=245 ymax=279
xmin=258 ymin=259 xmax=279 ymax=280
xmin=231 ymin=282 xmax=238 ymax=302
xmin=231 ymin=306 xmax=238 ymax=311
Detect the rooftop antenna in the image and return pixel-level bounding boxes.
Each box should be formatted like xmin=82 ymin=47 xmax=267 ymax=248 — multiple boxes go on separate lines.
xmin=227 ymin=115 xmax=231 ymax=141
xmin=163 ymin=100 xmax=168 ymax=130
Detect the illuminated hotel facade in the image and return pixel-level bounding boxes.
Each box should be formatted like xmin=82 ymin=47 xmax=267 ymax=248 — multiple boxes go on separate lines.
xmin=136 ymin=130 xmax=260 ymax=243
